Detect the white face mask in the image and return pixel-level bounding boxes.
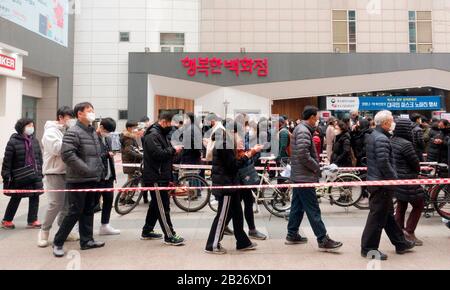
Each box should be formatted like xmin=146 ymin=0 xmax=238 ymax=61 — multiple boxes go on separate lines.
xmin=86 ymin=112 xmax=96 ymax=123
xmin=24 ymin=127 xmax=34 ymax=136
xmin=390 ymin=122 xmax=396 ymax=132
xmin=315 ymin=120 xmax=320 ymax=127
xmin=66 ymin=119 xmax=76 ymax=128
xmin=334 ymin=129 xmax=341 ymax=135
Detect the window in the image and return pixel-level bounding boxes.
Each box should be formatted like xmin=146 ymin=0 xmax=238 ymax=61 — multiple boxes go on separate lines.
xmin=160 ymin=33 xmax=185 ymax=52
xmin=119 ymin=32 xmax=130 ymax=42
xmin=409 ymin=11 xmax=432 ymax=53
xmin=332 ymin=10 xmax=356 ymax=53
xmin=118 ymin=110 xmax=128 ymax=120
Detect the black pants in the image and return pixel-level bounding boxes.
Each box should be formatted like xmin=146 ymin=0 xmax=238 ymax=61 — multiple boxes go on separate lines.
xmin=3 ymin=196 xmax=39 ymax=223
xmin=206 ymin=192 xmax=252 ymax=251
xmin=142 ymin=183 xmax=175 ymax=239
xmin=54 ymin=182 xmax=97 ymax=247
xmin=361 ymin=189 xmax=409 ymax=252
xmin=95 ymin=179 xmax=114 ymax=225
xmin=225 ymin=189 xmax=256 ymax=231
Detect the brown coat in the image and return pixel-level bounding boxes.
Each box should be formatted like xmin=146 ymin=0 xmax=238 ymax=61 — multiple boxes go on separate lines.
xmin=120 ymin=130 xmax=143 ymax=175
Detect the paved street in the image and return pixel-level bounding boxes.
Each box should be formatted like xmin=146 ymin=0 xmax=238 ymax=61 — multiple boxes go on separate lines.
xmin=0 ymin=169 xmax=449 ymax=270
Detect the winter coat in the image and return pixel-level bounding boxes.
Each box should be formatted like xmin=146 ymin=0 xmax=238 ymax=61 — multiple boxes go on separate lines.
xmin=120 ymin=130 xmax=143 ymax=175
xmin=331 ymin=131 xmax=352 ymax=167
xmin=290 ymin=121 xmax=320 ymax=183
xmin=1 ymin=133 xmax=43 ymax=197
xmin=391 ymin=118 xmax=424 ymax=201
xmin=61 ymin=121 xmax=104 ymax=184
xmin=41 ymin=121 xmax=66 ymax=175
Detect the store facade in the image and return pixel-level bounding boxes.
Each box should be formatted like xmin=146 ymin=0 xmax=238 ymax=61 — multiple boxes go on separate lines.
xmin=128 ymin=52 xmax=450 ymax=121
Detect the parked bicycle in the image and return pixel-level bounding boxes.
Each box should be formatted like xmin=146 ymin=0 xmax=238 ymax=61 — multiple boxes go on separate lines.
xmin=209 ymin=156 xmax=292 ymax=218
xmin=114 ymin=147 xmax=212 ymax=215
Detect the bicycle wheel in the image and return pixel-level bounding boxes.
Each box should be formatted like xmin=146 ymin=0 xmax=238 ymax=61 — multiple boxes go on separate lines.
xmin=430 ymin=184 xmax=450 ymax=219
xmin=261 ymin=176 xmax=292 ymax=218
xmin=208 ymin=193 xmax=219 ymax=212
xmin=172 ymin=175 xmax=211 ymax=212
xmin=353 ymin=173 xmax=370 ymax=210
xmin=114 ymin=178 xmax=143 ymax=215
xmin=328 ymin=173 xmax=362 ymax=207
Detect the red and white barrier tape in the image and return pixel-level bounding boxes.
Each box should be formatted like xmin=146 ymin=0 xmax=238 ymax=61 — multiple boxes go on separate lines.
xmin=121 ymin=163 xmax=433 ymax=173
xmin=2 ymin=177 xmax=449 ymax=195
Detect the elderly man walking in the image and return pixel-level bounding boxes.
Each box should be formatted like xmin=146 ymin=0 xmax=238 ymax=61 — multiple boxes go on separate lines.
xmin=361 ymin=110 xmax=415 ymax=261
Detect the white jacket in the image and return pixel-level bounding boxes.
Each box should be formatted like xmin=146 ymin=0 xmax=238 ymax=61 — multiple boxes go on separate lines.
xmin=42 ymin=121 xmax=66 ymax=175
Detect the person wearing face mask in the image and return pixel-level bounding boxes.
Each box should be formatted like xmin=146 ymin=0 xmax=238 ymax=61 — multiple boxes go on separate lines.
xmin=1 ymin=119 xmax=44 ymax=230
xmin=140 ymin=112 xmax=184 ymax=246
xmin=38 ymin=106 xmax=80 ymax=247
xmin=52 ymin=102 xmax=106 ymax=258
xmin=120 ymin=120 xmax=146 ymax=204
xmin=331 ymin=121 xmax=352 ymax=167
xmin=361 ymin=110 xmax=415 ymax=261
xmin=286 ymin=106 xmax=343 ymax=252
xmin=350 ymin=119 xmax=373 ymax=167
xmin=325 ymin=117 xmax=337 ymax=163
xmin=93 ymin=118 xmax=120 ymax=236
xmin=427 ymin=119 xmax=450 ymax=164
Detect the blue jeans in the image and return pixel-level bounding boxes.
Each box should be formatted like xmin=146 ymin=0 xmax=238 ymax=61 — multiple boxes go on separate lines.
xmin=287 ymin=187 xmax=327 ymax=242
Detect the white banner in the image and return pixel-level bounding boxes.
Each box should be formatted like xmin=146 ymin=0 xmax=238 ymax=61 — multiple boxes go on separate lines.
xmin=326 ymin=97 xmax=359 ymax=111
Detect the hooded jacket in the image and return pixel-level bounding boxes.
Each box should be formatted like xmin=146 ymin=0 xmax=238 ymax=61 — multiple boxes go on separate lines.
xmin=142 ymin=123 xmax=176 ymax=184
xmin=42 ymin=121 xmax=66 ymax=175
xmin=391 ymin=118 xmax=424 ymax=201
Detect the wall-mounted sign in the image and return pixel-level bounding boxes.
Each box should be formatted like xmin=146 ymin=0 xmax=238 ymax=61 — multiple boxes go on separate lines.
xmin=327 ymin=96 xmax=441 ymax=111
xmin=181 ymin=56 xmax=269 ymax=77
xmin=0 ymin=0 xmax=69 ymax=47
xmin=0 ymin=53 xmax=16 ymax=70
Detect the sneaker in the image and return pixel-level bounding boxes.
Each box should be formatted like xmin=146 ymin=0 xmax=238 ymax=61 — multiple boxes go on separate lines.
xmin=80 ymin=240 xmax=105 ymax=250
xmin=237 ymin=242 xmax=257 ymax=251
xmin=53 ymin=245 xmax=65 ymax=258
xmin=223 ymin=226 xmax=234 ymax=236
xmin=396 ymin=240 xmax=415 ymax=255
xmin=285 ymin=233 xmax=308 ymax=245
xmin=37 ymin=230 xmax=50 ymax=248
xmin=66 ymin=232 xmax=80 ymax=242
xmin=248 ymin=229 xmax=267 ymax=240
xmin=99 ymin=224 xmax=121 ymax=236
xmin=141 ymin=231 xmax=163 ymax=240
xmin=403 ymin=230 xmax=423 ymax=247
xmin=1 ymin=220 xmax=15 ymax=230
xmin=164 ymin=235 xmax=185 ymax=246
xmin=361 ymin=249 xmax=388 ymax=261
xmin=318 ymin=235 xmax=343 ymax=252
xmin=27 ymin=221 xmax=42 ymax=229
xmin=204 ymin=244 xmax=227 ymax=255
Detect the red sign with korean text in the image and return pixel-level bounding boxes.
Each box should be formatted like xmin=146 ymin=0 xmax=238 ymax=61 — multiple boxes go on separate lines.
xmin=0 ymin=54 xmax=16 ymax=70
xmin=181 ymin=56 xmax=269 ymax=77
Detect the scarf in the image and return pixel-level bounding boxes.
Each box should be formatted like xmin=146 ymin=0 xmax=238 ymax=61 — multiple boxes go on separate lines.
xmin=24 ymin=135 xmax=36 ymax=168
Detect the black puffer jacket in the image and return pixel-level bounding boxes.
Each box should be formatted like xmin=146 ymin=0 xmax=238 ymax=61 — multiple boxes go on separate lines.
xmin=366 ymin=126 xmax=397 ymax=186
xmin=61 ymin=121 xmax=104 ymax=184
xmin=1 ymin=133 xmax=43 ymax=197
xmin=331 ymin=131 xmax=352 ymax=167
xmin=290 ymin=121 xmax=320 ymax=183
xmin=427 ymin=126 xmax=448 ymax=162
xmin=351 ymin=119 xmax=373 ymax=166
xmin=391 ymin=119 xmax=424 ymax=201
xmin=143 ymin=123 xmax=176 ymax=185
xmin=411 ymin=122 xmax=425 ymax=162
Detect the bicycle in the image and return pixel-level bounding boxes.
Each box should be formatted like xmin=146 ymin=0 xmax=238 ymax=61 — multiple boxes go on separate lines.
xmin=418 ymin=162 xmax=450 ymax=219
xmin=208 ymin=156 xmax=292 ymax=218
xmin=114 ymin=148 xmax=212 ymax=215
xmin=316 ymin=164 xmax=363 ymax=208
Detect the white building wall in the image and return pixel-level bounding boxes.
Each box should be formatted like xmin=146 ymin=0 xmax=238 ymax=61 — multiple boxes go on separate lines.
xmin=74 ymin=0 xmax=200 ymax=127
xmin=199 ymin=0 xmax=450 ymax=53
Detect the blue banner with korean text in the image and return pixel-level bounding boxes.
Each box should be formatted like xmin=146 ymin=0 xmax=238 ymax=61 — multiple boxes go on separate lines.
xmin=358 ymin=96 xmax=441 ymax=111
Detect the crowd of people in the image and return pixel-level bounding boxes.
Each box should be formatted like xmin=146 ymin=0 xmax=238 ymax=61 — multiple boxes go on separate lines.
xmin=1 ymin=102 xmax=449 ymax=260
